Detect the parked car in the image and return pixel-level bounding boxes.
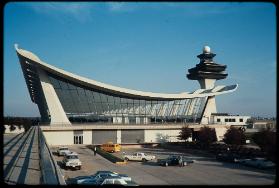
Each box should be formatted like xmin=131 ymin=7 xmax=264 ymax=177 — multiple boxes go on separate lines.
xmin=62 ymin=152 xmax=82 ymax=170
xmin=157 ymin=155 xmax=192 ymax=167
xmin=100 ymin=177 xmax=139 ymax=186
xmin=124 ymin=152 xmax=156 ymax=162
xmin=75 ymin=171 xmax=132 ymax=184
xmin=77 ymin=176 xmax=138 ymax=186
xmin=57 ymin=146 xmax=71 ymax=156
xmin=240 ymin=158 xmax=276 ymax=169
xmin=216 ymin=153 xmax=242 ymax=163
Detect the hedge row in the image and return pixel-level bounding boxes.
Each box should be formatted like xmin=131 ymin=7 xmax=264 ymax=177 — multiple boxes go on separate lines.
xmin=87 ymin=145 xmax=125 ymax=163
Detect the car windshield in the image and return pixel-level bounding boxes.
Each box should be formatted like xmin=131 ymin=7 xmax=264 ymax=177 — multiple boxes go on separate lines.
xmin=60 ymin=148 xmax=68 ymax=151
xmin=67 ymin=155 xmax=78 ymax=159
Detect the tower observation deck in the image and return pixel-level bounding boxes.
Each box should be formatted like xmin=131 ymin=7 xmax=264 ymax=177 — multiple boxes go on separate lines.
xmin=187 ymin=46 xmax=228 ymax=89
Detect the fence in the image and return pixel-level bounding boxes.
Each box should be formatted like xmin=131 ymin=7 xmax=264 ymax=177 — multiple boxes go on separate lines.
xmin=38 ymin=126 xmax=66 ymax=185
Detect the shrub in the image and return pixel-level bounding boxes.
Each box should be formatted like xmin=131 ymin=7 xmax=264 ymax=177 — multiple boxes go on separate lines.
xmin=252 ymin=128 xmax=276 ymax=161
xmin=9 ymin=125 xmax=16 ymax=132
xmin=223 ymin=127 xmax=246 ymax=145
xmin=196 ymin=126 xmax=217 ymax=148
xmin=177 ymin=125 xmax=192 ymax=142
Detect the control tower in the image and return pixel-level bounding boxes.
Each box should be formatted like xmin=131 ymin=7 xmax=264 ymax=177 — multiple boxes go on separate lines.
xmin=187 ymin=46 xmax=228 ymax=124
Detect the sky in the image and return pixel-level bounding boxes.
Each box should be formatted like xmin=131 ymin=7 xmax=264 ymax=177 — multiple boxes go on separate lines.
xmin=4 ymin=2 xmax=276 ymax=118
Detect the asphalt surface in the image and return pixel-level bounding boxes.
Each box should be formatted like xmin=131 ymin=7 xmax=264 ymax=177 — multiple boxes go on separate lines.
xmin=50 ymin=145 xmax=276 ymax=185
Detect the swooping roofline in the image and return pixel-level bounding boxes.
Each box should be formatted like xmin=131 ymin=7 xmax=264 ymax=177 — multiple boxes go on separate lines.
xmin=15 ymin=44 xmax=238 ymax=100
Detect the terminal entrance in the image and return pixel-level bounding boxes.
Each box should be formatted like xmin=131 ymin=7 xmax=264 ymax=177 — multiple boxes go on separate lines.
xmin=74 ymin=130 xmax=83 ymax=144
xmin=74 ymin=135 xmax=83 ymax=144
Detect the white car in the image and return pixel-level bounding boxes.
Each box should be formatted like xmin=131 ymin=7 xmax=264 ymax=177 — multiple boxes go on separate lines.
xmin=75 ymin=171 xmax=131 ymax=184
xmin=124 ymin=152 xmax=156 ymax=162
xmin=62 ymin=152 xmax=82 ymax=170
xmin=100 ymin=177 xmax=138 ymax=186
xmin=57 ymin=146 xmax=71 ymax=156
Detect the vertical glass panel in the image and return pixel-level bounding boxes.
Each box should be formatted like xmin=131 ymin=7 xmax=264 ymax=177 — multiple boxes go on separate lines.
xmin=150 ymin=100 xmax=157 ymax=116
xmin=100 ymin=93 xmax=108 ymax=103
xmin=114 ymin=97 xmax=121 ymax=115
xmin=139 ymin=100 xmax=145 ymax=115
xmin=145 ymin=101 xmax=152 ymax=115
xmin=182 ymin=99 xmax=190 ymax=116
xmin=59 ymin=80 xmax=69 ymax=90
xmin=121 ymin=98 xmax=128 ymax=114
xmin=154 ymin=101 xmax=161 ymax=117
xmin=69 ymin=90 xmax=79 ymax=113
xmin=126 ymin=99 xmax=133 ymax=114
xmin=176 ymin=99 xmax=185 ymax=116
xmin=92 ymin=91 xmax=101 ymax=102
xmin=68 ymin=82 xmax=76 ymax=90
xmin=49 ymin=76 xmax=61 ymax=89
xmin=134 ymin=99 xmax=140 ymax=114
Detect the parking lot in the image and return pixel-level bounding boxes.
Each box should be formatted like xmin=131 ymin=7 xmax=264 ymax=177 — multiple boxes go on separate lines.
xmin=50 ymin=145 xmax=275 ymax=185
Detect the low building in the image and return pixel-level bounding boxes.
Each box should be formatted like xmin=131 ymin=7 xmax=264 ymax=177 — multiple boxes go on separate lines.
xmin=252 ymin=119 xmax=276 ymax=130
xmin=211 ymin=113 xmax=251 ymax=127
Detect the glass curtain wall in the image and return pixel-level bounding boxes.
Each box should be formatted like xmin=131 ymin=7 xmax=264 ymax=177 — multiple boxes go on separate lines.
xmin=48 ymin=73 xmax=208 ymax=124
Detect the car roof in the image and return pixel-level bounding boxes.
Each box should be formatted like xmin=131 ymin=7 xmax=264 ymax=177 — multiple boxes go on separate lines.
xmin=96 ymin=171 xmax=117 ymax=174
xmin=59 ymin=146 xmax=69 ymax=149
xmin=65 ymin=152 xmax=78 ymax=156
xmin=103 ymin=176 xmax=125 ymax=180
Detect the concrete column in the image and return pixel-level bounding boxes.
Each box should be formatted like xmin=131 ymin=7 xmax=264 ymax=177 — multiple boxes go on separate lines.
xmin=37 ymin=69 xmax=71 ymax=126
xmin=198 ymin=79 xmax=216 ymax=90
xmin=124 ymin=117 xmax=129 ymax=124
xmin=117 ymin=130 xmax=121 ymax=144
xmin=144 ymin=117 xmax=150 ymax=124
xmin=136 ymin=117 xmax=141 ymax=124
xmin=201 ymin=96 xmax=217 ymax=124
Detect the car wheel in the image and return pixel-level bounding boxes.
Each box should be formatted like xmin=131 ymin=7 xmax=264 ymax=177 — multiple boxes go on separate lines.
xmin=165 ymin=162 xmax=168 ymax=167
xmin=125 ymin=157 xmax=129 ymax=161
xmin=142 ymin=158 xmax=147 ymax=162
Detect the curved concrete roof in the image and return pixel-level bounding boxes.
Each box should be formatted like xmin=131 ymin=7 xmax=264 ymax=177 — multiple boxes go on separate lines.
xmin=15 ymin=44 xmax=238 ymax=100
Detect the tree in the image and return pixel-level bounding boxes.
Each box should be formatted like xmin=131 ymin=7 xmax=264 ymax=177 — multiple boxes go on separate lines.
xmin=223 ymin=127 xmax=246 ymax=145
xmin=177 ymin=126 xmax=192 ymax=142
xmin=9 ymin=125 xmax=16 ymax=132
xmin=197 ymin=126 xmax=217 ymax=148
xmin=252 ymin=128 xmax=276 ymax=161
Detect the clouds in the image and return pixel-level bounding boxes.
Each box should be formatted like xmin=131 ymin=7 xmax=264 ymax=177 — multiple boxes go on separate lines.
xmin=27 ymin=2 xmax=265 ymax=23
xmin=105 ymin=2 xmax=259 ymax=16
xmin=29 ymin=2 xmax=93 ymax=23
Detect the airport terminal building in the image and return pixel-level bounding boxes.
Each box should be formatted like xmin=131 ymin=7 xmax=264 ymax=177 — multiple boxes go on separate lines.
xmin=15 ymin=45 xmax=237 ymax=145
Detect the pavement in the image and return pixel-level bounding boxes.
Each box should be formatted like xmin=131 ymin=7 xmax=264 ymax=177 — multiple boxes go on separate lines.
xmin=3 ymin=127 xmax=41 ymax=185
xmin=50 ymin=145 xmax=276 ymax=185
